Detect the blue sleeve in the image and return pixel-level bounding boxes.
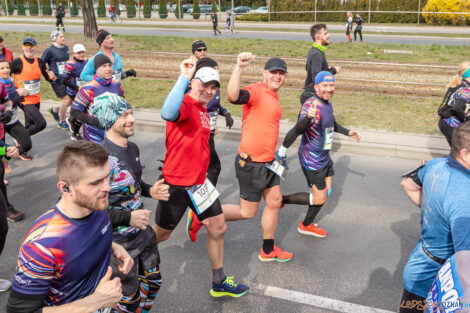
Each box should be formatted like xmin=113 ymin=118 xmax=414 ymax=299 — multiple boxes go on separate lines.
xmin=215 ymin=89 xmax=228 ymax=116
xmin=80 ymin=55 xmax=96 ymax=82
xmin=161 ymin=75 xmax=190 ymax=122
xmin=451 ymin=215 xmax=470 ymax=251
xmin=40 ymin=49 xmax=49 ymax=68
xmin=417 ymin=163 xmax=427 ymax=183
xmin=115 ymin=53 xmax=123 ymax=71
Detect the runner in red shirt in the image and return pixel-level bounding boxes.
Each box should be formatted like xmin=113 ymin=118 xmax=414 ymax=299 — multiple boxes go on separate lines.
xmin=153 ymin=59 xmax=248 ymax=298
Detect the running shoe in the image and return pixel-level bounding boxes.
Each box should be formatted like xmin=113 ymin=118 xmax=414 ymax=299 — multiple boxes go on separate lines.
xmin=47 ymin=107 xmax=60 ymax=122
xmin=57 ymin=121 xmax=69 ymax=130
xmin=7 ymin=206 xmax=24 ymax=222
xmin=71 ymin=133 xmax=83 ymax=141
xmin=186 ymin=210 xmax=203 ymax=242
xmin=210 ymin=276 xmax=249 ymax=298
xmin=0 ymin=279 xmax=12 ymax=292
xmin=18 ymin=152 xmax=33 ymax=161
xmin=258 ymin=245 xmax=294 ymax=262
xmin=297 ymin=221 xmax=327 ymax=238
xmin=275 ymin=150 xmax=289 ymax=170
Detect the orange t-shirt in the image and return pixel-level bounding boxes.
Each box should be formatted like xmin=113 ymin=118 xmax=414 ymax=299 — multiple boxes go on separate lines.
xmin=14 ymin=55 xmax=41 ymax=105
xmin=238 ymin=82 xmax=282 ymax=163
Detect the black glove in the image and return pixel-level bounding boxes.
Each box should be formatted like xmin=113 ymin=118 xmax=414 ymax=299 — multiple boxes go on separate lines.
xmin=0 ymin=110 xmax=13 ymax=124
xmin=125 ymin=70 xmax=137 ymax=77
xmin=225 ymin=112 xmax=234 ymax=129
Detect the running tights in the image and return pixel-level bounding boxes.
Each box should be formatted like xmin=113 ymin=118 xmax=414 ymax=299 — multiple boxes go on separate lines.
xmin=4 ymin=122 xmax=32 ymax=154
xmin=281 ymin=90 xmax=315 ymax=149
xmin=399 ymin=289 xmax=426 ymax=313
xmin=354 ymin=29 xmax=362 ymax=41
xmin=438 ymin=118 xmax=454 ymax=146
xmin=23 ymin=103 xmax=47 ymax=136
xmin=112 ymin=267 xmax=162 ymax=313
xmin=0 ymin=162 xmax=7 ymax=255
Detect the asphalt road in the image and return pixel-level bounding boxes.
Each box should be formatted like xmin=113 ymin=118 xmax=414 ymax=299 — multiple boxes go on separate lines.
xmin=0 ymin=122 xmax=424 ymax=312
xmin=1 ymin=22 xmax=469 ymax=46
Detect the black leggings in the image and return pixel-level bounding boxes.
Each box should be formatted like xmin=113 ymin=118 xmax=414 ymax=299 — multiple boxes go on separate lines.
xmin=207 ymin=138 xmax=221 ymax=186
xmin=399 ymin=289 xmax=426 ymax=313
xmin=213 ymin=24 xmax=220 ymax=34
xmin=438 ymin=118 xmax=454 ymax=146
xmin=23 ymin=103 xmax=47 ymax=136
xmin=281 ymin=89 xmax=315 ymax=148
xmin=0 ymin=162 xmax=8 ymax=255
xmin=4 ymin=121 xmax=32 ymax=154
xmin=354 ymin=29 xmax=362 ymax=41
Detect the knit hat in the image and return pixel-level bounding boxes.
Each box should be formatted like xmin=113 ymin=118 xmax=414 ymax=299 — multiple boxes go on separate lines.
xmin=315 ymin=71 xmax=335 ymax=85
xmin=89 ymin=92 xmax=132 ymax=130
xmin=192 ymin=40 xmax=207 ymax=54
xmin=195 ymin=57 xmax=218 ymax=74
xmin=94 ymin=54 xmax=112 ymax=71
xmin=51 ymin=30 xmax=62 ymax=42
xmin=96 ymin=30 xmax=111 ymax=46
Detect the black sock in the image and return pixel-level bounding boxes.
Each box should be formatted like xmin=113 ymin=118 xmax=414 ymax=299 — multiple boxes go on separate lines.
xmin=263 ymin=239 xmax=274 ymax=254
xmin=282 ymin=192 xmax=310 ymax=205
xmin=303 ymin=205 xmax=323 ymax=226
xmin=212 ymin=267 xmax=225 ymax=284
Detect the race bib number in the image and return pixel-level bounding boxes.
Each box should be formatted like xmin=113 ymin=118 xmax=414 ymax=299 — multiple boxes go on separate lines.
xmin=112 ymin=69 xmax=122 ymax=82
xmin=323 ymin=127 xmax=334 ymax=150
xmin=56 ymin=61 xmax=66 ymax=75
xmin=209 ymin=114 xmax=218 ymax=131
xmin=265 ymin=160 xmax=285 ymax=179
xmin=75 ymin=78 xmax=86 ymax=87
xmin=187 ymin=178 xmax=219 ymax=215
xmin=23 ymin=79 xmax=40 ymax=95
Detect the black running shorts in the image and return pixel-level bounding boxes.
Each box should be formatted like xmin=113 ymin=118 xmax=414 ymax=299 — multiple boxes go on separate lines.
xmin=301 ymin=160 xmax=334 ymax=190
xmin=235 ymin=154 xmax=280 ymax=202
xmin=51 ymin=82 xmax=67 ymax=98
xmin=154 ymin=182 xmax=223 ymax=230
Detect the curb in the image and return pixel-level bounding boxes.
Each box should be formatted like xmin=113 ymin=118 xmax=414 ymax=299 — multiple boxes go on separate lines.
xmin=40 ymin=100 xmax=449 ymax=160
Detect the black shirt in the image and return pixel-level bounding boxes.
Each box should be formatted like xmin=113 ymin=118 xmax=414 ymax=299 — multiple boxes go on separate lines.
xmin=303 ymin=46 xmax=337 ymax=92
xmin=10 ymin=55 xmax=53 ymax=83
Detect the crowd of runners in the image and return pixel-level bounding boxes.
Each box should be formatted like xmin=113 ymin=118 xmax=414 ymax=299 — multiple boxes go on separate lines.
xmin=0 ymin=20 xmax=467 ymax=313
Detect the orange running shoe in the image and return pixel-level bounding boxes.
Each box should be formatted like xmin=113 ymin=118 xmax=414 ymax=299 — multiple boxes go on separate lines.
xmin=297 ymin=221 xmax=327 ymax=238
xmin=186 ymin=210 xmax=203 ymax=242
xmin=258 ymin=245 xmax=294 ymax=262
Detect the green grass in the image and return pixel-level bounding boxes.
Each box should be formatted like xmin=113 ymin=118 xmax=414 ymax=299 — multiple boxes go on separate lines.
xmin=39 ymin=77 xmax=441 ymax=134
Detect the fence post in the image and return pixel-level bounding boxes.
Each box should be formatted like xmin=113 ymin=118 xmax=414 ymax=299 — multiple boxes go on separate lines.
xmin=314 ymin=0 xmax=317 ymax=22
xmin=417 ymin=0 xmax=421 ymax=24
xmin=38 ymin=0 xmax=42 ymax=17
xmin=5 ymin=0 xmax=9 ymax=16
xmin=367 ymin=0 xmax=371 ymax=23
xmin=267 ymin=0 xmax=270 ymax=22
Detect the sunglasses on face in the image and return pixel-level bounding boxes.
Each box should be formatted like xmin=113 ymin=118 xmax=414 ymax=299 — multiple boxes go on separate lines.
xmin=196 ymin=48 xmax=207 ymax=52
xmin=23 ymin=43 xmax=35 ymax=48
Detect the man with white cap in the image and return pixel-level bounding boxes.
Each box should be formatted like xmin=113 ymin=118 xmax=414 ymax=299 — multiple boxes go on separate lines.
xmin=42 ymin=31 xmax=70 ymax=129
xmin=154 ymin=60 xmax=249 ymax=298
xmin=62 ymin=43 xmax=87 ymax=141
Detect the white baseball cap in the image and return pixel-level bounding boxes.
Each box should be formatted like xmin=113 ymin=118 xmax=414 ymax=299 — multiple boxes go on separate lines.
xmin=73 ymin=44 xmax=86 ymax=53
xmin=194 ymin=67 xmax=220 ymax=87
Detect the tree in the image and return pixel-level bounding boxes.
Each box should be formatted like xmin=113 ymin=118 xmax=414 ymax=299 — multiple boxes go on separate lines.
xmin=18 ymin=0 xmax=25 ymax=15
xmin=127 ymin=0 xmax=136 ymax=17
xmin=41 ymin=0 xmax=52 ymax=15
xmin=175 ymin=0 xmax=181 ymax=18
xmin=29 ymin=0 xmax=39 ymax=15
xmin=97 ymin=0 xmax=106 ymax=17
xmin=211 ymin=0 xmax=216 ymax=12
xmin=192 ymin=0 xmax=200 ymax=19
xmin=158 ymin=0 xmax=168 ymax=18
xmin=423 ymin=0 xmax=470 ymax=25
xmin=79 ymin=0 xmax=98 ymax=38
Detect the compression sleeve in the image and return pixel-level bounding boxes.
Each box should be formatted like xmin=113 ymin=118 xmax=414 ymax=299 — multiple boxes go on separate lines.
xmin=70 ymin=108 xmax=103 ymax=128
xmin=10 ymin=58 xmax=23 ymax=75
xmin=334 ymin=120 xmax=350 ymax=136
xmin=161 ymin=75 xmax=190 ymax=121
xmin=295 ymin=116 xmax=311 ymax=135
xmin=109 ymin=208 xmax=132 ymax=226
xmin=229 ymin=89 xmax=250 ymax=105
xmin=37 ymin=58 xmax=53 ymax=83
xmin=80 ymin=55 xmax=96 ymax=82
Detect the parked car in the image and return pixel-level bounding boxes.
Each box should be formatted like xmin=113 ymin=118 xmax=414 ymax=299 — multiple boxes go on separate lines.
xmin=254 ymin=6 xmax=268 ymax=13
xmin=169 ymin=4 xmax=176 ymax=12
xmin=187 ymin=4 xmax=212 ymax=14
xmin=182 ymin=4 xmax=193 ymax=13
xmin=119 ymin=4 xmax=126 ymax=11
xmin=233 ymin=6 xmax=251 ymax=14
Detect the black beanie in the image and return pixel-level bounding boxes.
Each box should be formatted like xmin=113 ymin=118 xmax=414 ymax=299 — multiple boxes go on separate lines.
xmin=192 ymin=40 xmax=206 ymax=54
xmin=96 ymin=30 xmax=111 ymax=46
xmin=94 ymin=54 xmax=112 ymax=71
xmin=194 ymin=58 xmax=219 ymax=77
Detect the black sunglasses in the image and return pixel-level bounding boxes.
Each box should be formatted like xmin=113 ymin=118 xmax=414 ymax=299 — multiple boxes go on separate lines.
xmin=196 ymin=48 xmax=207 ymax=52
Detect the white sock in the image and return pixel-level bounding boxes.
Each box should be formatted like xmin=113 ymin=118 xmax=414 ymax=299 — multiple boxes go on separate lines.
xmin=278 ymin=146 xmax=288 ymax=157
xmin=309 ymin=193 xmax=314 ymax=206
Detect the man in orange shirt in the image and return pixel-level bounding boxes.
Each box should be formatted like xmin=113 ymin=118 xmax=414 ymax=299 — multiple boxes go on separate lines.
xmin=189 ymin=52 xmax=294 ymax=262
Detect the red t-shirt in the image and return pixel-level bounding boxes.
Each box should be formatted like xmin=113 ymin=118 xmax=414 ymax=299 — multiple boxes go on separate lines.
xmin=238 ymin=82 xmax=282 ymax=162
xmin=162 ymin=94 xmax=211 ymax=186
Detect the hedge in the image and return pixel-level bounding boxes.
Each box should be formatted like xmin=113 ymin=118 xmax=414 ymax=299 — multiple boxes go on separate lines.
xmin=127 ymin=0 xmax=136 ymax=17
xmin=192 ymin=0 xmax=200 ymax=19
xmin=97 ymin=0 xmax=106 ymax=17
xmin=158 ymin=0 xmax=167 ymax=18
xmin=29 ymin=2 xmax=39 ymax=15
xmin=423 ymin=0 xmax=470 ymax=25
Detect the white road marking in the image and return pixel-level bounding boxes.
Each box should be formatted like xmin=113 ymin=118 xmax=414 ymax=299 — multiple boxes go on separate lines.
xmin=251 ymin=283 xmax=395 ymax=313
